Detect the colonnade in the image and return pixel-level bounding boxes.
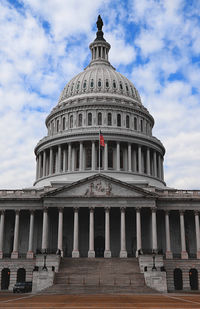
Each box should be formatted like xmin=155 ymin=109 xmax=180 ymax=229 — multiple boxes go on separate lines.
xmin=36 ymin=141 xmax=164 ymax=181
xmin=0 ymin=208 xmax=199 ymax=259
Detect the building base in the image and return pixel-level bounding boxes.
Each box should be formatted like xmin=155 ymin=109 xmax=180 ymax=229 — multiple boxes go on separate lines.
xmin=11 ymin=251 xmax=18 ymax=259
xmin=26 ymin=251 xmax=34 ymax=259
xmin=120 ymin=250 xmax=127 ymax=258
xmin=88 ymin=250 xmax=95 ymax=258
xmin=72 ymin=250 xmax=80 ymax=258
xmin=104 ymin=250 xmax=111 ymax=258
xmin=181 ymin=251 xmax=188 ymax=259
xmin=165 ymin=251 xmax=173 ymax=259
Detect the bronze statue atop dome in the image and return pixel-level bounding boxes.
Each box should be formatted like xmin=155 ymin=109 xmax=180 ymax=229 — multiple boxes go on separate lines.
xmin=96 ymin=15 xmax=103 ymax=31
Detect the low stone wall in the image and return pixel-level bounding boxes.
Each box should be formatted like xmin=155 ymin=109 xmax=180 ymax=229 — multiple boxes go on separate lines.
xmin=32 ymin=270 xmax=55 ymax=292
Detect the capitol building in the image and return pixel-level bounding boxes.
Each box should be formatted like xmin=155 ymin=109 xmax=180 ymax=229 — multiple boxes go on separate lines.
xmin=0 ymin=16 xmax=200 ymax=293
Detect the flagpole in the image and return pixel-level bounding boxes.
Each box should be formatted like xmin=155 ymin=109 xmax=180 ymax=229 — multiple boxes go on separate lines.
xmin=99 ymin=129 xmax=100 ymax=173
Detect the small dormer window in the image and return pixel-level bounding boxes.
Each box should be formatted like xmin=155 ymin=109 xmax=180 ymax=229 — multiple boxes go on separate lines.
xmin=90 ymin=79 xmax=94 ymax=88
xmin=106 ymin=80 xmax=109 ymax=88
xmin=83 ymin=80 xmax=87 ymax=89
xmin=76 ymin=81 xmax=80 ymax=90
xmin=113 ymin=80 xmax=116 ymax=89
xmin=98 ymin=79 xmax=101 ymax=87
xmin=120 ymin=82 xmax=123 ymax=90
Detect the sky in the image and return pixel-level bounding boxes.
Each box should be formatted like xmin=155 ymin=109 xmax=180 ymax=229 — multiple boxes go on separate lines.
xmin=0 ymin=0 xmax=200 ymax=189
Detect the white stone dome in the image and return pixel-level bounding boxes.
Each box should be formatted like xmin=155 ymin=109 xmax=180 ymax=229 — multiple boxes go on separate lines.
xmin=58 ymin=63 xmax=142 ymax=105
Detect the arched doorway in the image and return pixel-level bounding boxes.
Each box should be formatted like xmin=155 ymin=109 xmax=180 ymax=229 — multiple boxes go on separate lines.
xmin=174 ymin=268 xmax=183 ymax=290
xmin=94 ymin=236 xmax=105 ymax=257
xmin=189 ymin=268 xmax=198 ymax=290
xmin=1 ymin=268 xmax=10 ymax=290
xmin=17 ymin=268 xmax=26 ymax=283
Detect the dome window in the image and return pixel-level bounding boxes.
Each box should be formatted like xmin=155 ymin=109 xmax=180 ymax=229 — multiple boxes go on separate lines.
xmin=71 ymin=83 xmax=74 ymax=92
xmin=125 ymin=84 xmax=129 ymax=92
xmin=56 ymin=119 xmax=59 ymax=132
xmin=120 ymin=82 xmax=123 ymax=90
xmin=140 ymin=119 xmax=143 ymax=132
xmin=131 ymin=87 xmax=134 ymax=96
xmin=90 ymin=79 xmax=94 ymax=88
xmin=62 ymin=117 xmax=66 ymax=130
xmin=83 ymin=80 xmax=87 ymax=89
xmin=113 ymin=81 xmax=116 ymax=89
xmin=98 ymin=112 xmax=102 ymax=125
xmin=117 ymin=114 xmax=121 ymax=127
xmin=134 ymin=117 xmax=137 ymax=130
xmin=69 ymin=115 xmax=73 ymax=128
xmin=78 ymin=114 xmax=82 ymax=127
xmin=76 ymin=81 xmax=80 ymax=90
xmin=88 ymin=113 xmax=92 ymax=126
xmin=108 ymin=113 xmax=112 ymax=126
xmin=98 ymin=79 xmax=101 ymax=87
xmin=126 ymin=115 xmax=130 ymax=129
xmin=106 ymin=80 xmax=109 ymax=88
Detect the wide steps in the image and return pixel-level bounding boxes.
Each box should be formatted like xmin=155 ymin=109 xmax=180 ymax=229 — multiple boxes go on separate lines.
xmin=45 ymin=258 xmax=155 ymax=294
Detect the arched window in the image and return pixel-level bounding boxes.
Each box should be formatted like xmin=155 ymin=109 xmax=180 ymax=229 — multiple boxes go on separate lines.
xmin=108 ymin=113 xmax=112 ymax=126
xmin=126 ymin=115 xmax=130 ymax=128
xmin=189 ymin=268 xmax=198 ymax=290
xmin=17 ymin=268 xmax=26 ymax=283
xmin=62 ymin=117 xmax=65 ymax=130
xmin=125 ymin=84 xmax=129 ymax=92
xmin=117 ymin=114 xmax=121 ymax=127
xmin=90 ymin=79 xmax=94 ymax=88
xmin=1 ymin=268 xmax=10 ymax=290
xmin=78 ymin=114 xmax=82 ymax=127
xmin=98 ymin=79 xmax=101 ymax=87
xmin=76 ymin=81 xmax=80 ymax=90
xmin=106 ymin=79 xmax=109 ymax=88
xmin=69 ymin=115 xmax=73 ymax=128
xmin=174 ymin=268 xmax=183 ymax=290
xmin=134 ymin=117 xmax=137 ymax=130
xmin=88 ymin=113 xmax=92 ymax=126
xmin=83 ymin=80 xmax=87 ymax=89
xmin=113 ymin=80 xmax=116 ymax=89
xmin=120 ymin=82 xmax=123 ymax=90
xmin=56 ymin=119 xmax=59 ymax=132
xmin=98 ymin=112 xmax=102 ymax=125
xmin=140 ymin=119 xmax=143 ymax=132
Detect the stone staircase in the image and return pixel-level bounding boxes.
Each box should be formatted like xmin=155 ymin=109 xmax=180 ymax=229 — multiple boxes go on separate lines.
xmin=44 ymin=258 xmax=156 ymax=294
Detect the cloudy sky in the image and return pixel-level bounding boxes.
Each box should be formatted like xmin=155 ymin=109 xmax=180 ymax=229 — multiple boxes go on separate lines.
xmin=0 ymin=0 xmax=200 ymax=189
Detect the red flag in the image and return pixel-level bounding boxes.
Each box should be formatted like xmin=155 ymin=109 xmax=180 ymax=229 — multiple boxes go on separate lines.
xmin=99 ymin=131 xmax=105 ymax=147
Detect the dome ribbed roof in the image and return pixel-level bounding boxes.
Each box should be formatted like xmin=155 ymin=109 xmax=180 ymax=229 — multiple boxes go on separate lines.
xmin=58 ymin=16 xmax=142 ymax=106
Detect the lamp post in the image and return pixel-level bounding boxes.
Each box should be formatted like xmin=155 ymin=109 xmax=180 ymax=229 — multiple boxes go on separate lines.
xmin=152 ymin=250 xmax=157 ymax=271
xmin=42 ymin=249 xmax=47 ymax=271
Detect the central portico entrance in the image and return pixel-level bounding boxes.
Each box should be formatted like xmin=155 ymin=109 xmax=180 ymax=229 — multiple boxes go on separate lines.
xmin=94 ymin=236 xmax=105 ymax=257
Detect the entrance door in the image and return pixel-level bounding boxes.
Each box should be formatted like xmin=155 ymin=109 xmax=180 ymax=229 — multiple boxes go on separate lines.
xmin=189 ymin=268 xmax=198 ymax=290
xmin=174 ymin=268 xmax=183 ymax=290
xmin=17 ymin=268 xmax=26 ymax=283
xmin=1 ymin=268 xmax=10 ymax=290
xmin=95 ymin=236 xmax=105 ymax=257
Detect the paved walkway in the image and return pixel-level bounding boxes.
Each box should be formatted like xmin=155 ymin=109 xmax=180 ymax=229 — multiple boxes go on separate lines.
xmin=0 ymin=293 xmax=200 ymax=308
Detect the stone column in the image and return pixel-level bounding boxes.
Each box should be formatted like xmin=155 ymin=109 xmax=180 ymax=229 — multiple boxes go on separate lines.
xmin=57 ymin=145 xmax=61 ymax=173
xmin=68 ymin=143 xmax=72 ymax=172
xmin=71 ymin=147 xmax=75 ymax=172
xmin=104 ymin=142 xmax=108 ymax=171
xmin=120 ymin=207 xmax=127 ymax=258
xmin=179 ymin=210 xmax=188 ymax=259
xmin=92 ymin=141 xmax=96 ymax=171
xmin=165 ymin=211 xmax=173 ymax=259
xmin=49 ymin=147 xmax=53 ymax=175
xmin=63 ymin=148 xmax=67 ymax=172
xmin=72 ymin=208 xmax=80 ymax=258
xmin=152 ymin=208 xmax=158 ymax=252
xmin=136 ymin=208 xmax=142 ymax=256
xmin=195 ymin=211 xmax=200 ymax=259
xmin=42 ymin=208 xmax=48 ymax=251
xmin=116 ymin=142 xmax=120 ymax=171
xmin=79 ymin=142 xmax=83 ymax=171
xmin=0 ymin=211 xmax=5 ymax=259
xmin=27 ymin=210 xmax=35 ymax=259
xmin=42 ymin=150 xmax=46 ymax=177
xmin=158 ymin=154 xmax=161 ymax=179
xmin=11 ymin=210 xmax=20 ymax=259
xmin=128 ymin=143 xmax=132 ymax=172
xmin=88 ymin=208 xmax=95 ymax=258
xmin=38 ymin=153 xmax=42 ymax=178
xmin=138 ymin=145 xmax=142 ymax=173
xmin=57 ymin=208 xmax=63 ymax=257
xmin=104 ymin=208 xmax=111 ymax=258
xmin=153 ymin=151 xmax=157 ymax=177
xmin=146 ymin=148 xmax=150 ymax=175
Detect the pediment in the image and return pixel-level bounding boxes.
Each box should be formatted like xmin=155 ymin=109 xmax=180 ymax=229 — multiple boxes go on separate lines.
xmin=43 ymin=174 xmax=157 ymax=199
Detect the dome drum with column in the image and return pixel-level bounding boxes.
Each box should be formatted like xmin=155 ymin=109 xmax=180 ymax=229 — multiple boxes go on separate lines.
xmin=34 ymin=19 xmax=165 ymax=188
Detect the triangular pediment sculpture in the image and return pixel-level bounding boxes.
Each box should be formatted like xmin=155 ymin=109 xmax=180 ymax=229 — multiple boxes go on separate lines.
xmin=42 ymin=174 xmax=157 ymax=198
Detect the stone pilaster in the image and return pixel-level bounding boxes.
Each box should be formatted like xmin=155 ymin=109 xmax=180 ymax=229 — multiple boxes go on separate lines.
xmin=27 ymin=210 xmax=35 ymax=259
xmin=120 ymin=207 xmax=127 ymax=258
xmin=57 ymin=208 xmax=63 ymax=257
xmin=152 ymin=208 xmax=158 ymax=252
xmin=88 ymin=208 xmax=95 ymax=258
xmin=165 ymin=211 xmax=173 ymax=259
xmin=42 ymin=208 xmax=48 ymax=251
xmin=72 ymin=208 xmax=80 ymax=258
xmin=11 ymin=210 xmax=20 ymax=259
xmin=0 ymin=211 xmax=5 ymax=259
xmin=179 ymin=210 xmax=188 ymax=259
xmin=104 ymin=207 xmax=111 ymax=258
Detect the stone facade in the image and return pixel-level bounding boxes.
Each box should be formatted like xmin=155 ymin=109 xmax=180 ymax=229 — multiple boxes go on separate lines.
xmin=0 ymin=17 xmax=200 ymax=293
